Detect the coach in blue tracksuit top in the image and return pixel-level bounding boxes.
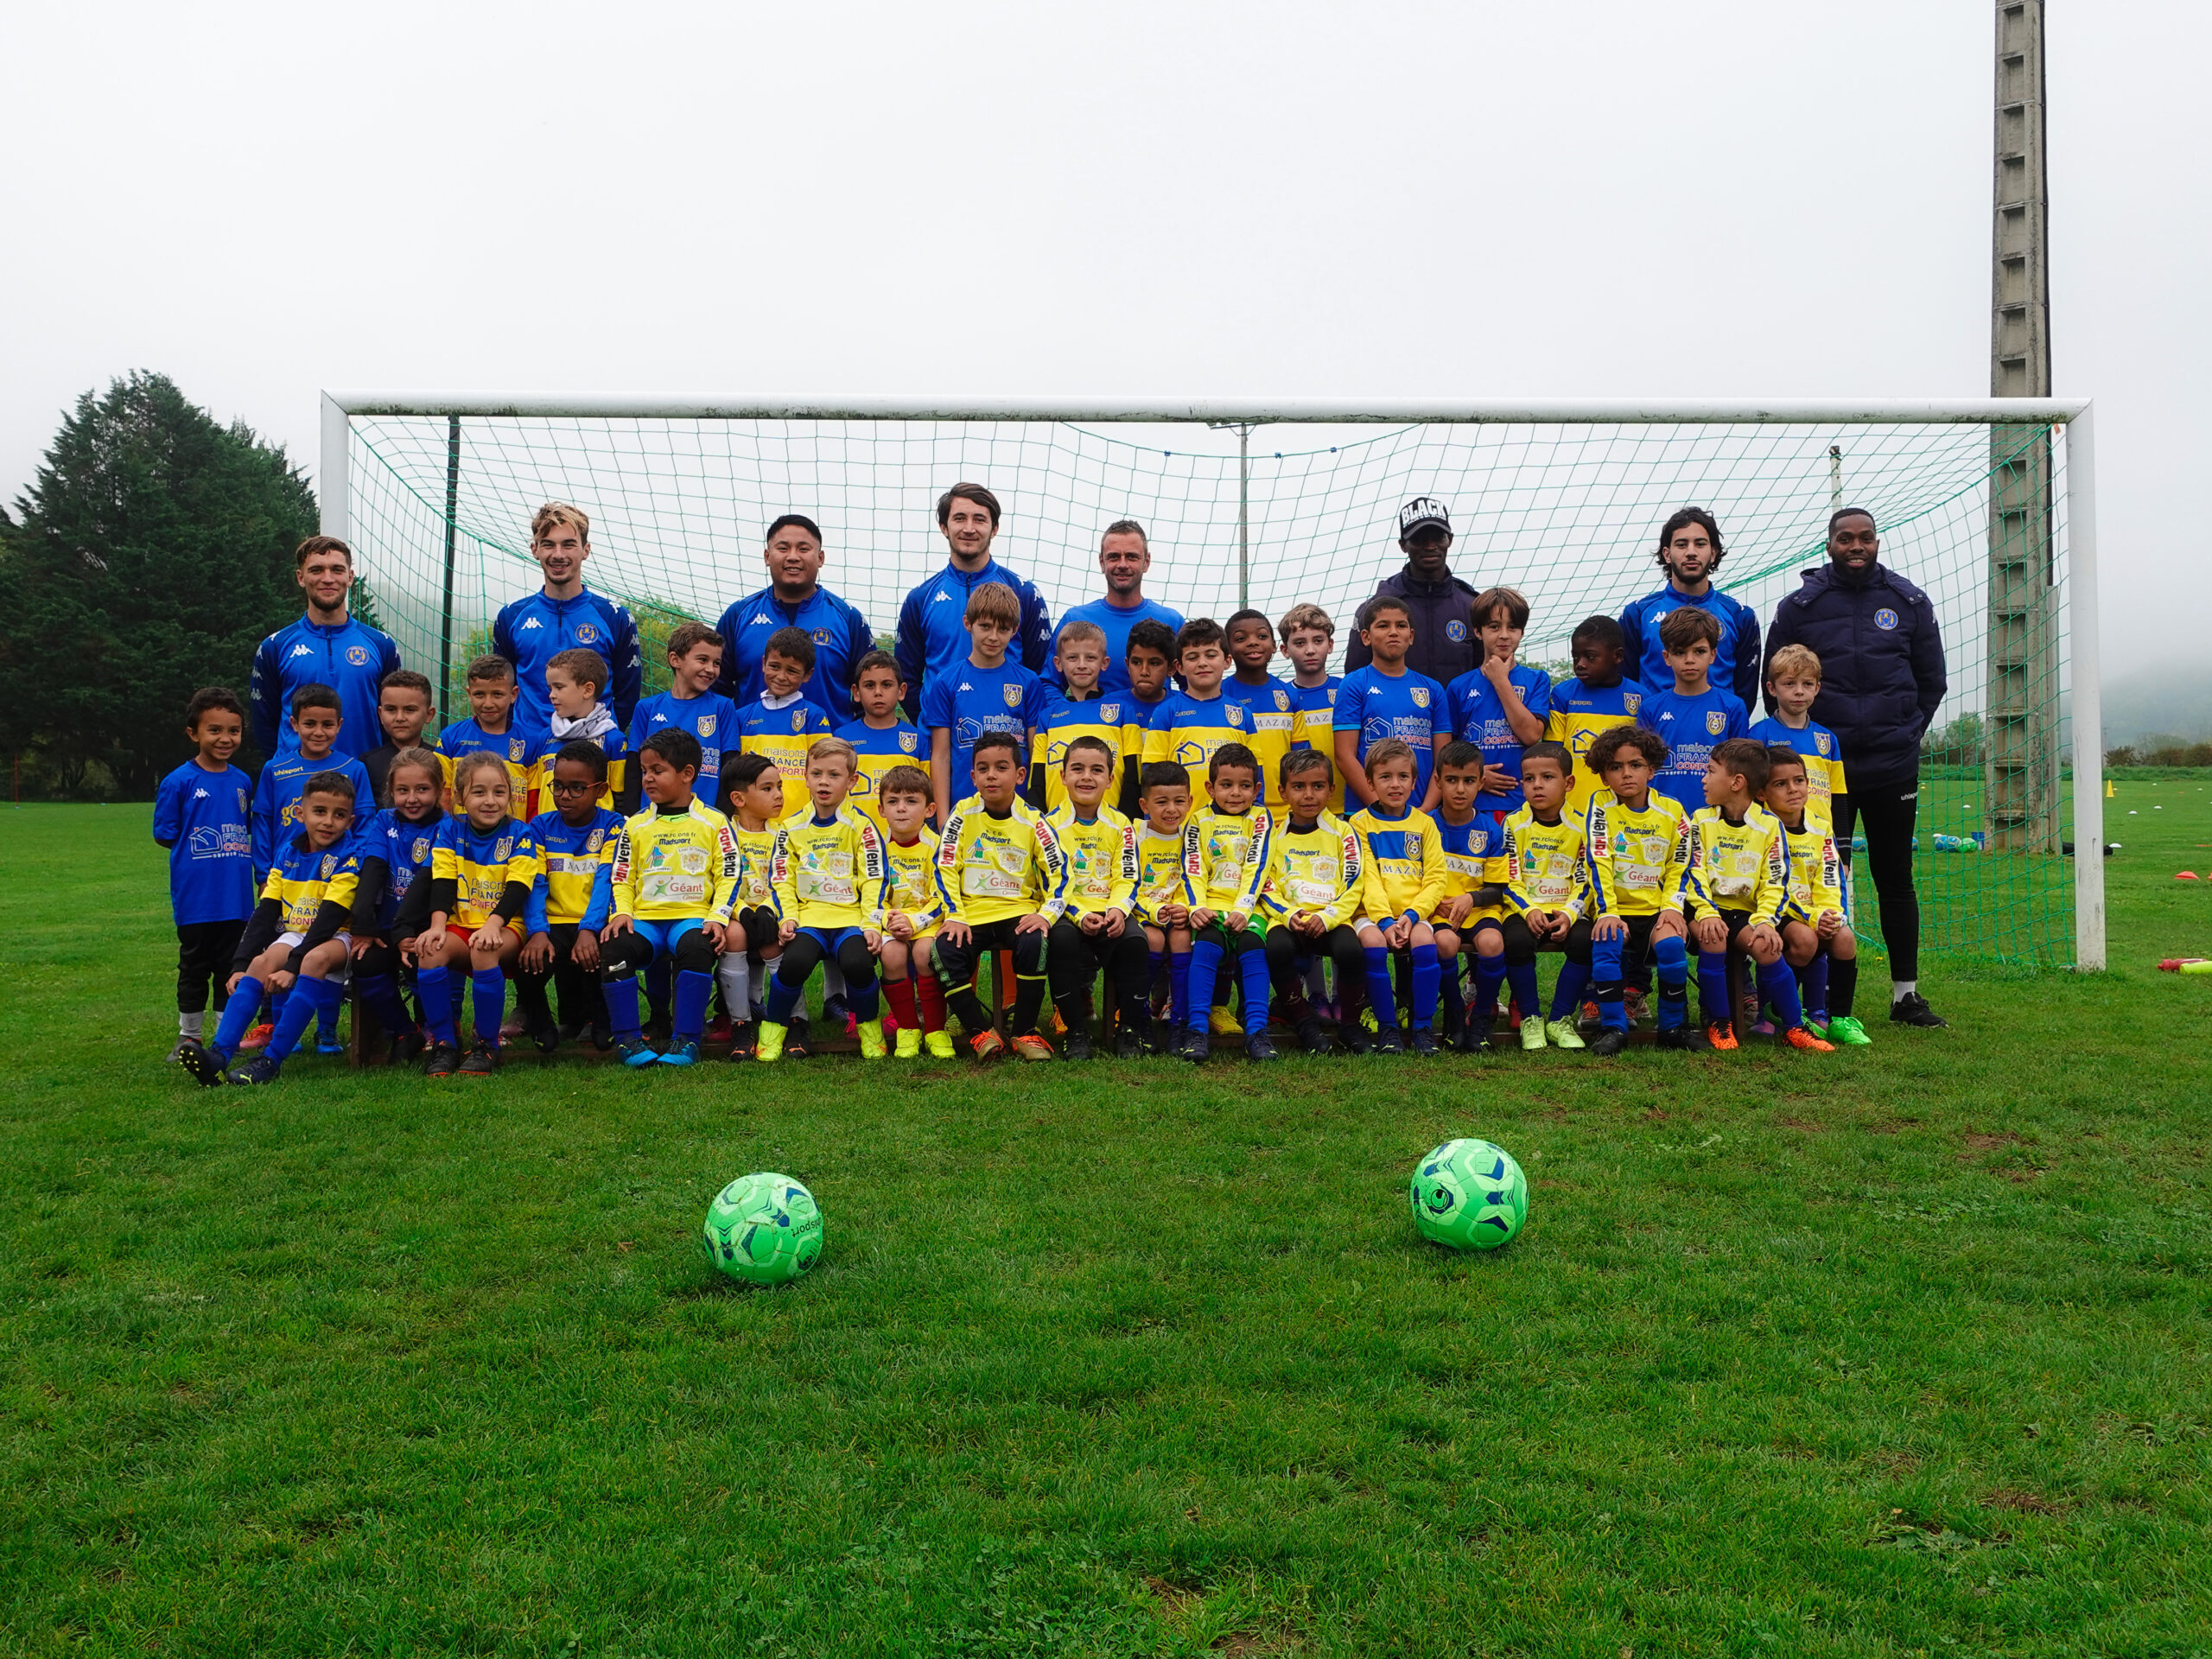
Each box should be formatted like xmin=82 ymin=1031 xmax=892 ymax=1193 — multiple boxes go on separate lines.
xmin=714 ymin=513 xmax=879 ymax=724
xmin=491 ymin=502 xmax=644 ymax=733
xmin=1618 ymin=506 xmax=1763 ymax=709
xmin=250 ymin=535 xmax=402 ymax=761
xmin=1762 ymin=505 xmax=1949 ymax=1029
xmin=893 ymin=482 xmax=1052 ymax=711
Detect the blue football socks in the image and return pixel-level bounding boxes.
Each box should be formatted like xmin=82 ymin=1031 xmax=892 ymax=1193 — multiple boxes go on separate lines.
xmin=471 ymin=968 xmax=506 ymax=1048
xmin=208 ymin=975 xmax=265 ymax=1064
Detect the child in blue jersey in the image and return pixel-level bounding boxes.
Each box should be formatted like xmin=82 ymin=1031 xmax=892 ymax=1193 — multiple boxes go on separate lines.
xmin=349 ymin=747 xmax=447 ymax=1065
xmin=412 ymin=752 xmax=543 ymax=1077
xmin=177 ymin=772 xmax=360 ymax=1087
xmin=1334 ymin=595 xmax=1446 ymax=811
xmin=1750 ymin=643 xmax=1847 ymax=830
xmin=1221 ymin=609 xmax=1306 ymax=809
xmin=836 ymin=649 xmax=926 ymax=831
xmin=359 ymin=671 xmax=445 ymax=806
xmin=251 ymin=683 xmax=374 ymax=883
xmin=527 ymin=647 xmax=630 ymax=817
xmin=441 ymin=654 xmax=543 ymax=805
xmin=1030 ymin=620 xmax=1131 ymax=813
xmin=1637 ymin=607 xmax=1748 ymax=815
xmin=735 ymin=626 xmax=837 ymax=820
xmin=629 ymin=622 xmax=741 ymax=812
xmin=1445 ymin=587 xmax=1552 ymax=819
xmin=923 ymin=581 xmax=1047 ymax=823
xmin=518 ymin=741 xmax=621 ymax=1052
xmin=1545 ymin=615 xmax=1648 ymax=825
xmin=155 ymin=688 xmax=257 ymax=1061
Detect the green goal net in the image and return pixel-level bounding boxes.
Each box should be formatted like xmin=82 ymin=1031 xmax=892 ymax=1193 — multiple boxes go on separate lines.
xmin=329 ymin=401 xmax=2089 ymax=969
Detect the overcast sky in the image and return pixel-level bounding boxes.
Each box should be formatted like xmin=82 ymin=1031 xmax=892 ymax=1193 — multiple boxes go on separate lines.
xmin=2 ymin=1 xmax=2202 ymax=669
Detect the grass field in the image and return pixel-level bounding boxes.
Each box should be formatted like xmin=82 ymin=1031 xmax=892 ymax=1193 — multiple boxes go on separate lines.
xmin=4 ymin=780 xmax=2210 ymax=1657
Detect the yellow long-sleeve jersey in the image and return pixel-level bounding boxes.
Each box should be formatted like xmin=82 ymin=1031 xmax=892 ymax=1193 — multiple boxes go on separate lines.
xmin=608 ymin=799 xmax=741 ymax=923
xmin=770 ymin=806 xmax=888 ymax=931
xmin=1583 ymin=791 xmax=1692 ymax=920
xmin=1348 ymin=804 xmax=1446 ymax=925
xmin=882 ymin=828 xmax=944 ymax=938
xmin=934 ymin=795 xmax=1070 ymax=926
xmin=264 ymin=835 xmax=362 ymax=935
xmin=1133 ymin=826 xmax=1187 ymax=925
xmin=729 ymin=823 xmax=778 ymax=915
xmin=1684 ymin=804 xmax=1789 ymax=925
xmin=1774 ymin=817 xmax=1845 ymax=924
xmin=1180 ymin=804 xmax=1274 ymax=916
xmin=1502 ymin=807 xmax=1590 ymax=920
xmin=1433 ymin=810 xmax=1510 ymax=925
xmin=1258 ymin=811 xmax=1364 ymax=930
xmin=429 ymin=817 xmax=541 ymax=931
xmin=1046 ymin=804 xmax=1140 ymax=920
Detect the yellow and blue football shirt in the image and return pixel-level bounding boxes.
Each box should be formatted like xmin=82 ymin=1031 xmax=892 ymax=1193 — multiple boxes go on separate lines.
xmin=1582 ymin=791 xmax=1691 ymax=920
xmin=736 ymin=696 xmax=836 ymax=817
xmin=1219 ymin=674 xmax=1306 ymax=807
xmin=1432 ymin=809 xmax=1510 ymax=926
xmin=1179 ymin=804 xmax=1274 ymax=917
xmin=1143 ymin=690 xmax=1255 ymax=783
xmin=1334 ymin=664 xmax=1445 ymax=804
xmin=933 ymin=795 xmax=1069 ymax=926
xmin=1750 ymin=715 xmax=1846 ymax=830
xmin=1544 ymin=675 xmax=1645 ymax=823
xmin=1031 ymin=691 xmax=1132 ymax=813
xmin=1133 ymin=825 xmax=1188 ymax=925
xmin=629 ymin=690 xmax=741 ymax=801
xmin=261 ymin=833 xmax=362 ymax=937
xmin=358 ymin=805 xmax=444 ymax=931
xmin=251 ymin=751 xmax=374 ymax=880
xmin=770 ymin=805 xmax=888 ymax=931
xmin=1772 ymin=814 xmax=1845 ymax=924
xmin=729 ymin=821 xmax=780 ymax=917
xmin=835 ymin=716 xmax=927 ymax=830
xmin=1638 ymin=684 xmax=1750 ymax=815
xmin=608 ymin=799 xmax=741 ymax=924
xmin=429 ymin=816 xmax=542 ymax=931
xmin=437 ymin=715 xmax=542 ymax=806
xmin=526 ymin=724 xmax=629 ymax=819
xmin=1347 ymin=803 xmax=1446 ymax=925
xmin=525 ymin=806 xmax=621 ymax=931
xmin=1287 ymin=678 xmax=1344 ymax=811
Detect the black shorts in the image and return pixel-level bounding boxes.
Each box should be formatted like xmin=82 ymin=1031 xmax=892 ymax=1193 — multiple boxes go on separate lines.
xmin=1698 ymin=908 xmax=1757 ymax=950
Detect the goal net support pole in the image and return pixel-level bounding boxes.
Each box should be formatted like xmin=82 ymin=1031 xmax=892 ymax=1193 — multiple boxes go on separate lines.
xmin=319 ymin=392 xmax=2101 ymax=971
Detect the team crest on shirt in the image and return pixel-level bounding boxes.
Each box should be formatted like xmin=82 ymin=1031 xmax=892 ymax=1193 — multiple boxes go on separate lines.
xmin=236 ymin=788 xmax=249 ymax=814
xmin=1101 ymin=702 xmax=1122 ymax=724
xmin=586 ymin=828 xmax=605 ymax=853
xmin=1273 ymin=689 xmax=1290 ymax=711
xmin=1624 ymin=692 xmax=1642 ymax=715
xmin=1445 ymin=620 xmax=1468 ymax=643
xmin=509 ymin=737 xmax=526 ymax=762
xmin=412 ymin=836 xmax=430 ymax=863
xmin=346 ymin=645 xmax=371 ymax=666
xmin=811 ymin=627 xmax=833 ymax=645
xmin=1874 ymin=607 xmax=1899 ymax=630
xmin=899 ymin=730 xmax=918 ymax=753
xmin=1225 ymin=703 xmax=1245 ymax=727
xmin=320 ymin=854 xmax=338 ymax=879
xmin=1705 ymin=711 xmax=1727 ymax=735
xmin=575 ymin=623 xmax=601 ymax=645
xmin=1815 ymin=733 xmax=1831 ymax=755
xmin=495 ymin=836 xmax=514 ymax=861
xmin=1001 ymin=683 xmax=1024 ymax=709
xmin=697 ymin=715 xmax=717 ymax=738
xmin=1410 ymin=686 xmax=1431 ymax=709
xmin=790 ymin=710 xmax=807 ymax=732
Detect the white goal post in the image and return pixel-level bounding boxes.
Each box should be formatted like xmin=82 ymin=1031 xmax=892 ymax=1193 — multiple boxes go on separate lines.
xmin=319 ymin=392 xmax=2101 ymax=971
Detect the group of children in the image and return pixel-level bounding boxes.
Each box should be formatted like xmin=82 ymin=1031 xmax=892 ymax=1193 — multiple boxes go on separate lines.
xmin=157 ymin=570 xmax=1872 ymax=1082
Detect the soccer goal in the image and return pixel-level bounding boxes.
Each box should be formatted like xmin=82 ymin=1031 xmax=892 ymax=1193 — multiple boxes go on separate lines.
xmin=320 ymin=394 xmax=2102 ymax=971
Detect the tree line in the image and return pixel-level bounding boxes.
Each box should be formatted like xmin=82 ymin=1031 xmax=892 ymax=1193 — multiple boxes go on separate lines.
xmin=0 ymin=372 xmax=321 ymax=799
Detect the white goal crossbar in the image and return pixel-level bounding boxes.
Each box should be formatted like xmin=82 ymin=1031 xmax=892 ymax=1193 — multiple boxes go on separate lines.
xmin=320 ymin=393 xmax=2102 ymax=970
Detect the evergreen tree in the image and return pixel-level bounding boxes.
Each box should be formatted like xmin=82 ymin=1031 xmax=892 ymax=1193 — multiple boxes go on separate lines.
xmin=0 ymin=372 xmax=316 ymax=795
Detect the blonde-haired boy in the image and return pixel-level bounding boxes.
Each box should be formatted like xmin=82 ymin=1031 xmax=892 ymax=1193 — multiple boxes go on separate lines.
xmin=1750 ymin=643 xmax=1845 ymax=830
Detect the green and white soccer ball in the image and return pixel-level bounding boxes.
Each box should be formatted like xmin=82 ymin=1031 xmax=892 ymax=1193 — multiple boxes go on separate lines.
xmin=1409 ymin=1139 xmax=1528 ymax=1251
xmin=701 ymin=1173 xmax=823 ymax=1286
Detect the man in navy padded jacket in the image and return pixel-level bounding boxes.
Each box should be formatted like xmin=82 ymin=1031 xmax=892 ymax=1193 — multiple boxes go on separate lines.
xmin=1762 ymin=506 xmax=1949 ymax=1028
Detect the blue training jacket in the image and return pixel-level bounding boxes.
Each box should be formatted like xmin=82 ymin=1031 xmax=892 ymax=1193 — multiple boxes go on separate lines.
xmin=492 ymin=588 xmax=644 ymax=733
xmin=1618 ymin=583 xmax=1764 ymax=710
xmin=250 ymin=614 xmax=402 ymax=760
xmin=712 ymin=585 xmax=879 ymax=724
xmin=894 ymin=558 xmax=1052 ymax=710
xmin=1761 ymin=560 xmax=1948 ymax=790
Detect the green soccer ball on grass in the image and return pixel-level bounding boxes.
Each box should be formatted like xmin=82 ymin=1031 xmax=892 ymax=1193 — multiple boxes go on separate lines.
xmin=701 ymin=1173 xmax=823 ymax=1286
xmin=1409 ymin=1139 xmax=1528 ymax=1251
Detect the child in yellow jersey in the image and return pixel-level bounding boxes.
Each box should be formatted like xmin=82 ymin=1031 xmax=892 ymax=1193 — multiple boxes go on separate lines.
xmin=1029 ymin=620 xmax=1135 ymax=814
xmin=410 ymin=752 xmax=543 ymax=1077
xmin=715 ymin=753 xmax=789 ymax=1058
xmin=517 ymin=741 xmax=621 ymax=1052
xmin=1430 ymin=741 xmax=1512 ymax=1052
xmin=1221 ymin=608 xmax=1305 ymax=808
xmin=598 ymin=729 xmax=740 ymax=1068
xmin=1345 ymin=738 xmax=1448 ymax=1054
xmin=1258 ymin=749 xmax=1364 ymax=1054
xmin=1580 ymin=726 xmax=1693 ymax=1055
xmin=756 ymin=737 xmax=890 ymax=1062
xmin=835 ymin=650 xmax=925 ymax=836
xmin=1179 ymin=741 xmax=1278 ymax=1063
xmin=1497 ymin=742 xmax=1594 ymax=1054
xmin=933 ymin=730 xmax=1068 ymax=1062
xmin=1763 ymin=744 xmax=1869 ymax=1046
xmin=1132 ymin=760 xmax=1195 ymax=1051
xmin=1686 ymin=738 xmax=1834 ymax=1053
xmin=178 ymin=771 xmax=360 ymax=1088
xmin=875 ymin=764 xmax=951 ymax=1058
xmin=1045 ymin=735 xmax=1144 ymax=1058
